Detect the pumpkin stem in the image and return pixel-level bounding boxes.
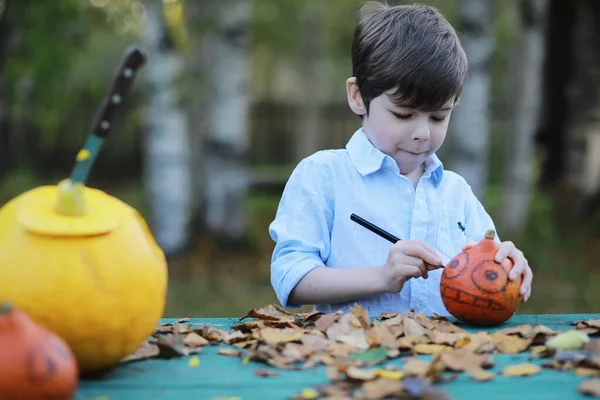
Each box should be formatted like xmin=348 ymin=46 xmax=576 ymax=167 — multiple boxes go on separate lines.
xmin=0 ymin=302 xmax=13 ymax=314
xmin=484 ymin=230 xmax=496 ymax=240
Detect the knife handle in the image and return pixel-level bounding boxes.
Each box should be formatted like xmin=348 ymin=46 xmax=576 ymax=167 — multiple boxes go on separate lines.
xmin=90 ymin=44 xmax=148 ymax=139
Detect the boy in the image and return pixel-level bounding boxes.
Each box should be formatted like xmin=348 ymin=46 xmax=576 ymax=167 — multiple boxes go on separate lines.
xmin=268 ymin=1 xmax=533 ymax=317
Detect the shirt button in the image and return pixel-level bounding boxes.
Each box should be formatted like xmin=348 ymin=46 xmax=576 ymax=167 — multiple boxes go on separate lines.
xmin=404 ymin=188 xmax=412 ymax=195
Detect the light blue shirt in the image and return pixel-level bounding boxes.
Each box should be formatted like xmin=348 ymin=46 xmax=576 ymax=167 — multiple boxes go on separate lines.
xmin=269 ymin=128 xmax=497 ymax=317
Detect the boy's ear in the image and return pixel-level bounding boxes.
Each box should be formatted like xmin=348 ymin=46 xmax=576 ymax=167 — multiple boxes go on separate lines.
xmin=346 ymin=77 xmax=367 ymax=115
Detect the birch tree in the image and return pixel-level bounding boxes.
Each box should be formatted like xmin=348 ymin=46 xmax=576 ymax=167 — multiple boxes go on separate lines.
xmin=447 ymin=0 xmax=494 ymax=200
xmin=142 ymin=0 xmax=192 ymax=256
xmin=295 ymin=2 xmax=325 ymax=161
xmin=204 ymin=0 xmax=254 ymax=244
xmin=500 ymin=0 xmax=548 ymax=233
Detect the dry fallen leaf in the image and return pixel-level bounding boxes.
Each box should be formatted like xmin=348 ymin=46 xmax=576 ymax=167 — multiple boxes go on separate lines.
xmin=184 ymin=332 xmax=209 ymax=347
xmin=502 ymin=363 xmax=541 ymax=377
xmin=578 ymin=379 xmax=600 ymax=397
xmin=121 ymin=303 xmax=587 ymax=400
xmin=254 ymin=367 xmax=278 ymax=377
xmin=240 ymin=303 xmax=295 ymax=322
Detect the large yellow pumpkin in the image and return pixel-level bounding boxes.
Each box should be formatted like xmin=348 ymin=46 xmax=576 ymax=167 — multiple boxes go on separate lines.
xmin=0 ymin=45 xmax=168 ymax=374
xmin=0 ymin=183 xmax=168 ymax=373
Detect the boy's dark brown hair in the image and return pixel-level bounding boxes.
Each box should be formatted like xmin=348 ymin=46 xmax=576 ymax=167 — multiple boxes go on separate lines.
xmin=352 ymin=1 xmax=468 ymax=115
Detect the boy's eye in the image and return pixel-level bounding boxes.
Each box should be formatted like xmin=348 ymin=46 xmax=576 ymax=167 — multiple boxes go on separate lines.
xmin=392 ymin=112 xmax=411 ymax=120
xmin=431 ymin=116 xmax=447 ymax=122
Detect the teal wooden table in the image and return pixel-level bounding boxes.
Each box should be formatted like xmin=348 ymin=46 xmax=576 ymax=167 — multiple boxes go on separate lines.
xmin=75 ymin=314 xmax=600 ymax=400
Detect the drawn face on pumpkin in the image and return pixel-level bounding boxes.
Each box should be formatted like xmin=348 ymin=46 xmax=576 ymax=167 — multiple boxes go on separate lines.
xmin=440 ymin=250 xmax=522 ymax=326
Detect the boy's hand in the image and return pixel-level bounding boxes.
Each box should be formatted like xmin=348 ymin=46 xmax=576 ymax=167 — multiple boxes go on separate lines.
xmin=381 ymin=241 xmax=444 ymax=293
xmin=462 ymin=240 xmax=533 ymax=302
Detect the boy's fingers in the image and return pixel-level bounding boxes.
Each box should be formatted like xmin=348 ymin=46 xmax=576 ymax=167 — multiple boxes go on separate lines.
xmin=495 ymin=241 xmax=516 ymax=263
xmin=519 ymin=265 xmax=533 ymax=296
xmin=508 ymin=255 xmax=527 ymax=281
xmin=414 ymin=242 xmax=443 ymax=266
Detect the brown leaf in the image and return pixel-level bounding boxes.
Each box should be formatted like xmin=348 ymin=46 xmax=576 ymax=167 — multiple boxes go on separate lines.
xmin=380 ymin=314 xmax=404 ymax=329
xmin=222 ymin=330 xmax=248 ymax=344
xmin=492 ymin=333 xmax=532 ymax=354
xmin=315 ymin=312 xmax=342 ymax=331
xmin=496 ymin=324 xmax=555 ymax=342
xmin=282 ymin=343 xmax=312 ymax=362
xmin=259 ymin=327 xmax=304 ymax=346
xmin=328 ymin=342 xmax=358 ymax=358
xmin=155 ymin=323 xmax=175 ymax=334
xmin=218 ymin=347 xmax=242 ymax=357
xmin=176 ymin=317 xmax=190 ymax=324
xmin=366 ymin=323 xmax=398 ymax=350
xmin=412 ymin=313 xmax=436 ymax=330
xmin=402 ymin=316 xmax=430 ymax=337
xmin=175 ymin=324 xmax=191 ymax=334
xmin=241 ymin=303 xmax=295 ymax=322
xmin=575 ymin=367 xmax=600 ymax=377
xmin=464 ymin=365 xmax=495 ymax=381
xmin=195 ymin=325 xmax=229 ymax=342
xmin=301 ymin=333 xmax=330 ymax=352
xmin=351 ymin=305 xmax=372 ymax=329
xmin=438 ymin=349 xmax=494 ymax=372
xmin=120 ymin=341 xmax=159 ymax=363
xmin=433 ymin=321 xmax=469 ymax=335
xmin=379 ymin=312 xmax=398 ymax=320
xmin=247 ymin=344 xmax=298 ymax=369
xmin=326 ymin=313 xmax=369 ymax=350
xmin=502 ymin=363 xmax=541 ymax=377
xmin=184 ymin=332 xmax=209 ymax=347
xmin=456 ymin=332 xmax=496 ymax=353
xmin=156 ymin=334 xmax=194 ymax=358
xmin=429 ymin=330 xmax=465 ymax=346
xmin=315 ymin=384 xmax=353 ymax=398
xmin=578 ymin=379 xmax=600 ymax=397
xmin=412 ymin=344 xmax=453 ymax=355
xmin=343 ymin=366 xmax=377 ymax=381
xmin=296 ymin=309 xmax=325 ymax=323
xmin=359 ymin=377 xmax=404 ymax=400
xmin=402 ymin=357 xmax=432 ymax=377
xmin=232 ymin=339 xmax=258 ymax=349
xmin=577 ymin=319 xmax=600 ymax=330
xmin=254 ymin=367 xmax=278 ymax=377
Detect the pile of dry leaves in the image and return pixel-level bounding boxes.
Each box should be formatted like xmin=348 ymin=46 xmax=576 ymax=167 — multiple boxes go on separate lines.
xmin=121 ymin=304 xmax=600 ymax=399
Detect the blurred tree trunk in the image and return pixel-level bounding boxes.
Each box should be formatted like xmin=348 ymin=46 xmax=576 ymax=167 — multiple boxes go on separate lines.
xmin=447 ymin=0 xmax=494 ymax=200
xmin=537 ymin=0 xmax=600 ymax=216
xmin=295 ymin=3 xmax=325 ymax=161
xmin=499 ymin=0 xmax=548 ymax=234
xmin=182 ymin=0 xmax=216 ymax=231
xmin=204 ymin=0 xmax=254 ymax=246
xmin=142 ymin=0 xmax=192 ymax=257
xmin=0 ymin=0 xmax=11 ymax=176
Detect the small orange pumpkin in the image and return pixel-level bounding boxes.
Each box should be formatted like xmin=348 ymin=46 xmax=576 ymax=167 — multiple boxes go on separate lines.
xmin=0 ymin=302 xmax=78 ymax=399
xmin=439 ymin=230 xmax=523 ymax=326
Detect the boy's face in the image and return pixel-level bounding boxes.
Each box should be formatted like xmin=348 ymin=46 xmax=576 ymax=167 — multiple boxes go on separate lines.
xmin=347 ymin=78 xmax=453 ymax=176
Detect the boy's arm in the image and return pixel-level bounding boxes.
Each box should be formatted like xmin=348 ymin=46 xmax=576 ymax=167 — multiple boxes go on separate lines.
xmin=287 ymin=265 xmax=388 ymax=305
xmin=269 ymin=158 xmax=334 ymax=308
xmin=270 ymin=157 xmax=391 ymax=308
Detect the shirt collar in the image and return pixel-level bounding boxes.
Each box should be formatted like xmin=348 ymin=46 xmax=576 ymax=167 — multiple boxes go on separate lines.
xmin=346 ymin=127 xmax=444 ymax=187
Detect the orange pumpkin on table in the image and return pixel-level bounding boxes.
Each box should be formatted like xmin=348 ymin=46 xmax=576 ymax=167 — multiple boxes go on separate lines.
xmin=0 ymin=302 xmax=78 ymax=400
xmin=440 ymin=230 xmax=523 ymax=326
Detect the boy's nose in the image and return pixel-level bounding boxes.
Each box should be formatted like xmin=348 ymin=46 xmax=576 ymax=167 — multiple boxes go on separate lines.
xmin=411 ymin=124 xmax=430 ymax=141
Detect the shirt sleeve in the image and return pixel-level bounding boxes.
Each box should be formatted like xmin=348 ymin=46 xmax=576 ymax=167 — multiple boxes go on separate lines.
xmin=268 ymin=157 xmax=333 ymax=308
xmin=462 ymin=180 xmax=501 ymax=243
